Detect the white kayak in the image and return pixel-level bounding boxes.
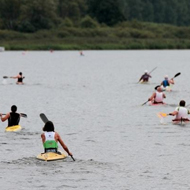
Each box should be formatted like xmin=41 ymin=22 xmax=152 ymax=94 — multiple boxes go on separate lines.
xmin=161 ymin=85 xmax=173 ymax=92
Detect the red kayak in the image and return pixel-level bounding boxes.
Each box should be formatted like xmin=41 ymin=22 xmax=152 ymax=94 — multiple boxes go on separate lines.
xmin=172 ymin=118 xmax=190 ymax=125
xmin=148 ymin=101 xmax=166 ymax=106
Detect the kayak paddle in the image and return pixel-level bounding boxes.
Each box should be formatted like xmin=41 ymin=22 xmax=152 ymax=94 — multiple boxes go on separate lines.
xmin=39 ymin=113 xmax=75 ymax=161
xmin=158 ymin=112 xmax=174 ymax=117
xmin=172 ymin=72 xmax=181 ymax=79
xmin=2 ymin=113 xmax=27 ymax=118
xmin=40 ymin=113 xmax=49 ymax=123
xmin=141 ymin=100 xmax=149 ymax=106
xmin=70 ymin=155 xmax=75 ymax=161
xmin=154 ymin=85 xmax=160 ymax=90
xmin=158 ymin=112 xmax=169 ymax=117
xmin=20 ymin=113 xmax=27 ymax=118
xmin=149 ymin=67 xmax=157 ymax=74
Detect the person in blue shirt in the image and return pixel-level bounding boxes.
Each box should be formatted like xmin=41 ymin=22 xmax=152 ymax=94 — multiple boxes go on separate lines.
xmin=161 ymin=75 xmax=174 ymax=88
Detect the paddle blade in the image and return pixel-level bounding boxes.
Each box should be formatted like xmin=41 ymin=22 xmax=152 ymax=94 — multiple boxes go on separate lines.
xmin=157 ymin=113 xmax=166 ymax=124
xmin=155 ymin=85 xmax=160 ymax=90
xmin=174 ymin=72 xmax=181 ymax=78
xmin=3 ymin=76 xmax=9 ymax=79
xmin=158 ymin=112 xmax=168 ymax=117
xmin=40 ymin=113 xmax=49 ymax=123
xmin=157 ymin=113 xmax=162 ymax=118
xmin=20 ymin=113 xmax=27 ymax=118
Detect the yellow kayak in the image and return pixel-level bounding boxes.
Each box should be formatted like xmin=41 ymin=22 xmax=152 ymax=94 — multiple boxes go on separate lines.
xmin=5 ymin=125 xmax=21 ymax=132
xmin=139 ymin=80 xmax=149 ymax=84
xmin=36 ymin=152 xmax=67 ymax=161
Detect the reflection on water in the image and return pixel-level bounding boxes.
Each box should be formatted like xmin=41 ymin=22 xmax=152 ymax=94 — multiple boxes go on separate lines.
xmin=0 ymin=50 xmax=190 ymax=189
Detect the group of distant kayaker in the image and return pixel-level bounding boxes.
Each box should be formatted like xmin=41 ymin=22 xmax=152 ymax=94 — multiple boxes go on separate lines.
xmin=140 ymin=70 xmax=190 ymax=123
xmin=1 ymin=72 xmax=73 ymax=158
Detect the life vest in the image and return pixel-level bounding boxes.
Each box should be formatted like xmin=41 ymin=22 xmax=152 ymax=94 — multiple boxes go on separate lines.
xmin=43 ymin=132 xmax=58 ymax=152
xmin=142 ymin=74 xmax=150 ymax=81
xmin=162 ymin=79 xmax=169 ymax=87
xmin=154 ymin=91 xmax=163 ymax=103
xmin=175 ymin=107 xmax=189 ymax=120
xmin=18 ymin=76 xmax=23 ymax=83
xmin=8 ymin=112 xmax=20 ymax=127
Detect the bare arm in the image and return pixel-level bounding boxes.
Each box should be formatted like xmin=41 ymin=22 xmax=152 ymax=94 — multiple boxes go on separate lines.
xmin=10 ymin=75 xmax=19 ymax=79
xmin=56 ymin=132 xmax=73 ymax=156
xmin=0 ymin=113 xmax=10 ymax=122
xmin=148 ymin=92 xmax=156 ymax=101
xmin=163 ymin=93 xmax=166 ymax=98
xmin=41 ymin=133 xmax=45 ymax=143
xmin=169 ymin=78 xmax=174 ymax=84
xmin=169 ymin=111 xmax=178 ymax=116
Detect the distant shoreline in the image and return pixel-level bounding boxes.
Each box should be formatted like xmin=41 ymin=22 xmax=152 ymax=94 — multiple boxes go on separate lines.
xmin=1 ymin=21 xmax=190 ymax=50
xmin=1 ymin=40 xmax=190 ymax=51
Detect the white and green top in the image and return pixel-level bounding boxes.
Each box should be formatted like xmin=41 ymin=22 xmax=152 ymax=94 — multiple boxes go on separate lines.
xmin=44 ymin=132 xmax=58 ymax=149
xmin=175 ymin=107 xmax=190 ymax=119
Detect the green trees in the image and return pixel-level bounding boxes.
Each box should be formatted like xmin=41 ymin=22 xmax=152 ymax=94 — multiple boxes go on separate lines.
xmin=0 ymin=0 xmax=22 ymax=30
xmin=57 ymin=0 xmax=87 ymax=23
xmin=18 ymin=0 xmax=59 ymax=32
xmin=87 ymin=0 xmax=124 ymax=26
xmin=1 ymin=0 xmax=190 ymax=32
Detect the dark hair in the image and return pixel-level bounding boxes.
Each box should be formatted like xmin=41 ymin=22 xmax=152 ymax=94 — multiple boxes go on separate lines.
xmin=11 ymin=105 xmax=17 ymax=112
xmin=19 ymin=72 xmax=22 ymax=75
xmin=43 ymin=121 xmax=55 ymax=132
xmin=179 ymin=100 xmax=186 ymax=107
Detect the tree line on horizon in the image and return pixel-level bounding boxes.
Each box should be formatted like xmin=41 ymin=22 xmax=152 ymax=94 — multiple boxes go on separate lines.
xmin=0 ymin=0 xmax=190 ymax=33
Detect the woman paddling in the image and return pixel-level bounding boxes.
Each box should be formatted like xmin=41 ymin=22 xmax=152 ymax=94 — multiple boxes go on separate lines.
xmin=0 ymin=105 xmax=21 ymax=127
xmin=10 ymin=72 xmax=24 ymax=85
xmin=41 ymin=121 xmax=73 ymax=156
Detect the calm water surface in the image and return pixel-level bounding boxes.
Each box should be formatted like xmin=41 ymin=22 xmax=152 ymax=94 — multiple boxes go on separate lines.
xmin=0 ymin=50 xmax=190 ymax=190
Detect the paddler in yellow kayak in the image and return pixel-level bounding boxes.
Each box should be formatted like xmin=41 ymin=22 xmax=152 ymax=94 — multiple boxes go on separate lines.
xmin=139 ymin=70 xmax=152 ymax=83
xmin=10 ymin=72 xmax=24 ymax=85
xmin=169 ymin=100 xmax=190 ymax=122
xmin=148 ymin=86 xmax=166 ymax=104
xmin=0 ymin=105 xmax=21 ymax=127
xmin=41 ymin=121 xmax=73 ymax=156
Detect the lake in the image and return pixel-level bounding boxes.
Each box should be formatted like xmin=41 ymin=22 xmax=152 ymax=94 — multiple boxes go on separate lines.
xmin=0 ymin=50 xmax=190 ymax=190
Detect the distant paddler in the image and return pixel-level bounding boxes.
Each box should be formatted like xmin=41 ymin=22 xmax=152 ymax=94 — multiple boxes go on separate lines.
xmin=0 ymin=105 xmax=21 ymax=127
xmin=148 ymin=86 xmax=166 ymax=105
xmin=169 ymin=100 xmax=190 ymax=123
xmin=80 ymin=51 xmax=84 ymax=56
xmin=10 ymin=72 xmax=25 ymax=85
xmin=138 ymin=67 xmax=157 ymax=83
xmin=138 ymin=70 xmax=152 ymax=83
xmin=161 ymin=75 xmax=174 ymax=91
